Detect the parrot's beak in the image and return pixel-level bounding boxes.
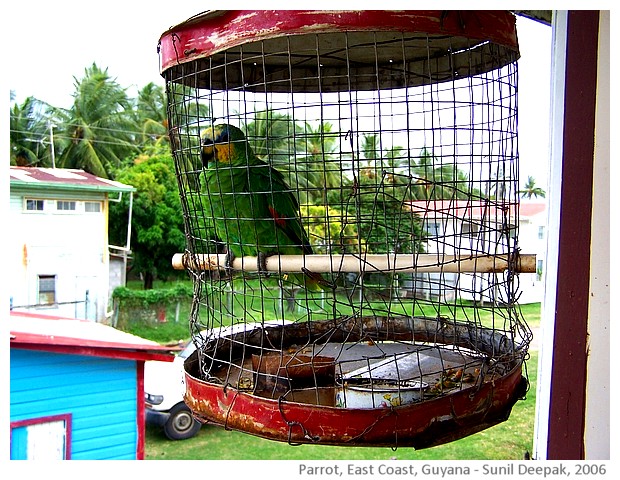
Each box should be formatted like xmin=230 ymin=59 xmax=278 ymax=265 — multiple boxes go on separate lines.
xmin=201 ymin=143 xmax=215 ymax=166
xmin=200 ymin=125 xmax=234 ymax=164
xmin=200 ymin=130 xmax=216 ymax=166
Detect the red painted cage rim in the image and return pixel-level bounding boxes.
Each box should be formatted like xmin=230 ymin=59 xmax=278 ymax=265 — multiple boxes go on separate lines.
xmin=158 ymin=10 xmax=519 ymax=74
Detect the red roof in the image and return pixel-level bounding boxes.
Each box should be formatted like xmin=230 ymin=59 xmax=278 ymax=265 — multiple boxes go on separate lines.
xmin=9 ymin=311 xmax=174 ymax=362
xmin=519 ymin=202 xmax=546 ymax=217
xmin=9 ymin=167 xmax=134 ymax=193
xmin=406 ymin=200 xmax=545 ymax=219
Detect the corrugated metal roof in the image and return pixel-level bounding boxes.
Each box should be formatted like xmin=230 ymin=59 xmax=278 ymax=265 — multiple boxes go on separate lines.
xmin=9 ymin=167 xmax=135 ymax=193
xmin=9 ymin=311 xmax=174 ymax=362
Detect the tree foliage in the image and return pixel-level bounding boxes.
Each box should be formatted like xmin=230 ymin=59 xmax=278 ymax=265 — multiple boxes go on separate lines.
xmin=9 ymin=94 xmax=55 ymax=167
xmin=55 ymin=63 xmax=138 ymax=178
xmin=409 ymin=147 xmax=482 ymax=201
xmin=519 ymin=176 xmax=546 ymax=199
xmin=109 ymin=147 xmax=186 ymax=289
xmin=300 ymin=204 xmax=359 ymax=254
xmin=135 ymin=82 xmax=169 ymax=146
xmin=320 ymin=133 xmax=426 ymax=255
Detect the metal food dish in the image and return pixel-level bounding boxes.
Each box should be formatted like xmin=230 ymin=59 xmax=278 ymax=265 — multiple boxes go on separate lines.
xmin=184 ymin=317 xmax=528 ymax=448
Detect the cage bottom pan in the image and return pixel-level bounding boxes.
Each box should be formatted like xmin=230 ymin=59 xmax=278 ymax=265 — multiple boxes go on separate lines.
xmin=183 ymin=317 xmax=528 ymax=448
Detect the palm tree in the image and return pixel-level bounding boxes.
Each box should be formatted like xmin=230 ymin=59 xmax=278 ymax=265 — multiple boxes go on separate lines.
xmin=349 ymin=133 xmax=421 ymax=252
xmin=409 ymin=148 xmax=435 ymax=200
xmin=243 ymin=110 xmax=323 ymax=199
xmin=519 ymin=176 xmax=546 ymax=199
xmin=9 ymin=94 xmax=56 ymax=167
xmin=135 ymin=82 xmax=168 ymax=147
xmin=55 ymin=63 xmax=138 ymax=178
xmin=293 ymin=121 xmax=340 ymax=204
xmin=409 ymin=148 xmax=482 ymax=201
xmin=164 ymin=82 xmax=210 ymax=184
xmin=356 ymin=133 xmax=380 ymax=181
xmin=244 ymin=109 xmax=297 ymax=161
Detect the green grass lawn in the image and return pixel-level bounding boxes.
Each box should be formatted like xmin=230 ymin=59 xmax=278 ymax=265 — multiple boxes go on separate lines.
xmin=120 ymin=278 xmax=541 ymax=344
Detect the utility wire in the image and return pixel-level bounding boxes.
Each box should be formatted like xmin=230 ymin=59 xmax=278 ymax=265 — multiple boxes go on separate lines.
xmin=9 ymin=115 xmax=166 ymax=138
xmin=10 ymin=128 xmax=168 ymax=149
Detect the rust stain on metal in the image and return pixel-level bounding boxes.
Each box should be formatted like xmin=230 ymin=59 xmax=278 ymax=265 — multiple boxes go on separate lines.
xmin=184 ymin=359 xmax=525 ymax=448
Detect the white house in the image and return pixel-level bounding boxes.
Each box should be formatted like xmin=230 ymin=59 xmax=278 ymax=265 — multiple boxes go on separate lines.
xmin=513 ymin=201 xmax=547 ymax=304
xmin=9 ymin=167 xmax=135 ymax=322
xmin=403 ymin=199 xmax=546 ymax=305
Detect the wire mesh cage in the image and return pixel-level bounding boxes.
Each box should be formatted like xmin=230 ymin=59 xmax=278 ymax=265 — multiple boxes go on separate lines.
xmin=159 ymin=10 xmax=533 ymax=448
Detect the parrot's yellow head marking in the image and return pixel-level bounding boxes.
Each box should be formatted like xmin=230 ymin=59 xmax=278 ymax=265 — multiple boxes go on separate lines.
xmin=200 ymin=124 xmax=247 ymax=165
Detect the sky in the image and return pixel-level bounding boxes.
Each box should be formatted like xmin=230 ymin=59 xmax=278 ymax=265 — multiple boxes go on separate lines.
xmin=5 ymin=3 xmax=553 ymax=189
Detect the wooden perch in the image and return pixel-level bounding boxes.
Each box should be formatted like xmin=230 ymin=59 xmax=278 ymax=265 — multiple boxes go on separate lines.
xmin=172 ymin=252 xmax=536 ymax=274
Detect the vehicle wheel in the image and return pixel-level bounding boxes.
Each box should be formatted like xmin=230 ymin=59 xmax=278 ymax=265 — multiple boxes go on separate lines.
xmin=163 ymin=403 xmax=202 ymax=440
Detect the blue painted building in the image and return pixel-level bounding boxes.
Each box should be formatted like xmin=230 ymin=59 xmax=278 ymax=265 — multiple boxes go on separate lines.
xmin=10 ymin=311 xmax=174 ymax=460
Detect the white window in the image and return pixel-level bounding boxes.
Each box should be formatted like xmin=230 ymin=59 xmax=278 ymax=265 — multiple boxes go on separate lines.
xmin=26 ymin=421 xmax=67 ymax=459
xmin=508 ymin=226 xmax=518 ymax=239
xmin=461 ymin=222 xmax=479 ymax=238
xmin=10 ymin=415 xmax=71 ymax=460
xmin=538 ymin=226 xmax=545 ymax=240
xmin=38 ymin=275 xmax=56 ymax=305
xmin=84 ymin=201 xmax=102 ymax=213
xmin=56 ymin=200 xmax=76 ymax=211
xmin=25 ymin=199 xmax=45 ymax=211
xmin=426 ymin=222 xmax=441 ymax=237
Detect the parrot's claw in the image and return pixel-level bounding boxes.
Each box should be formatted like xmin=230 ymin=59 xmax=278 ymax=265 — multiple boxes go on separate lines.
xmin=257 ymin=252 xmax=270 ymax=276
xmin=224 ymin=251 xmax=236 ymax=276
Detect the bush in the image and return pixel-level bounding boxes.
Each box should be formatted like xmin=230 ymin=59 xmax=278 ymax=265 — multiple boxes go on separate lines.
xmin=112 ymin=284 xmax=192 ymax=328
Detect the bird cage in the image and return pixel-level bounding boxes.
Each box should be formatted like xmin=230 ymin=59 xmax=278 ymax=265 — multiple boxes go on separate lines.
xmin=158 ymin=10 xmax=533 ymax=449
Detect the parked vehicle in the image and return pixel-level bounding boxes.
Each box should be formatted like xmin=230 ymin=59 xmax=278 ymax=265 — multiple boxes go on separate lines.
xmin=144 ymin=340 xmax=201 ymax=440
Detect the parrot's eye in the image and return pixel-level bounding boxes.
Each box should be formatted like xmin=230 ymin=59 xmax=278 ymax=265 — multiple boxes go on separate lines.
xmin=218 ymin=131 xmax=230 ymax=143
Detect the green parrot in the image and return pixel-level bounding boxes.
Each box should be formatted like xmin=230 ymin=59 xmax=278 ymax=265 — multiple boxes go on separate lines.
xmin=199 ymin=123 xmax=326 ymax=291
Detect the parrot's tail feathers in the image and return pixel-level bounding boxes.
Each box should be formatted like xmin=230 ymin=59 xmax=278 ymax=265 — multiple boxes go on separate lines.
xmin=301 ymin=268 xmax=333 ymax=291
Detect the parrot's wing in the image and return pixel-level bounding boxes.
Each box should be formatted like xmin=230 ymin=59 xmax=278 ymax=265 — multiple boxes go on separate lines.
xmin=251 ymin=162 xmax=313 ymax=255
xmin=197 ymin=167 xmax=228 ymax=253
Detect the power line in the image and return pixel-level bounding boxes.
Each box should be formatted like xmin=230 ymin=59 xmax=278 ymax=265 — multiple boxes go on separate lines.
xmin=9 ymin=114 xmax=166 ymax=138
xmin=9 ymin=128 xmax=168 ymax=149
